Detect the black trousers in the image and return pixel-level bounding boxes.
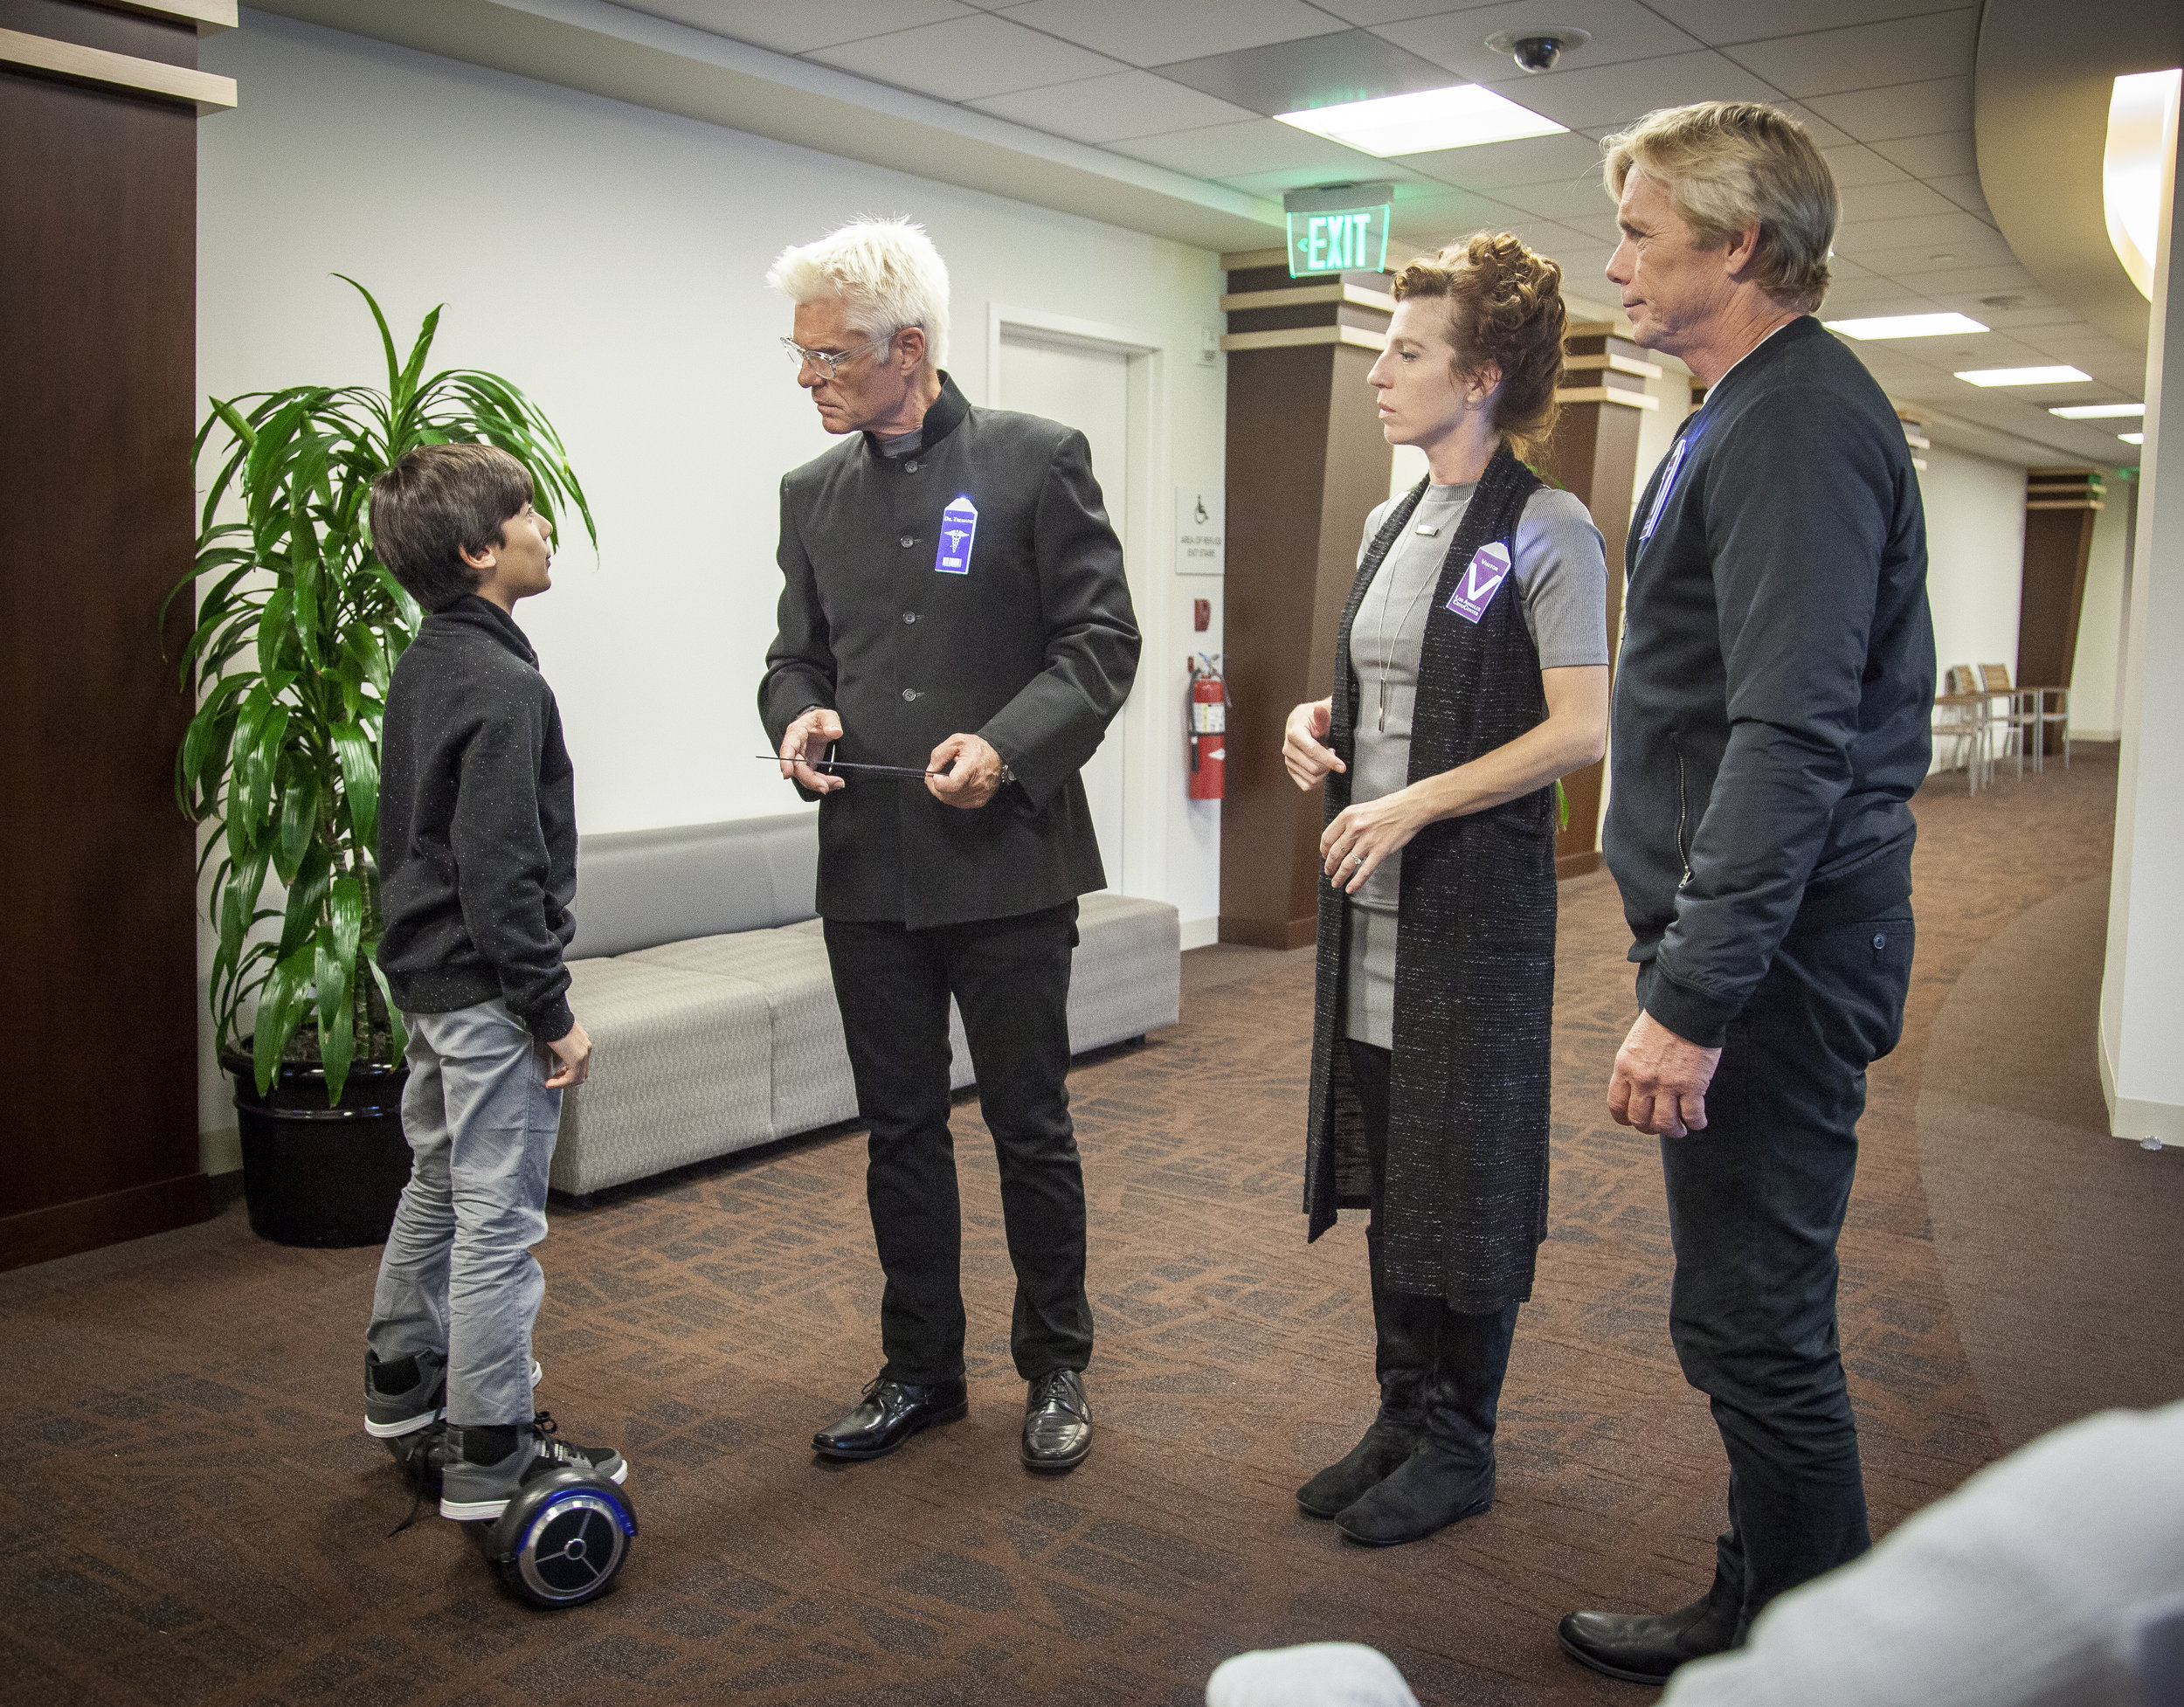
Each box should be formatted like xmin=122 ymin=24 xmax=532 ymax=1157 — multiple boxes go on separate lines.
xmin=1649 ymin=909 xmax=1913 ymax=1634
xmin=824 ymin=902 xmax=1091 ymax=1387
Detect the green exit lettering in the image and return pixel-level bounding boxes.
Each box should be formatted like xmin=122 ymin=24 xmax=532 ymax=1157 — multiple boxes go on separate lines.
xmin=1287 ymin=204 xmax=1390 ymax=277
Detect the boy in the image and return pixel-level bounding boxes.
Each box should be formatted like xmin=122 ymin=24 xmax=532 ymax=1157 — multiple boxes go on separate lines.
xmin=360 ymin=442 xmax=626 ymax=1520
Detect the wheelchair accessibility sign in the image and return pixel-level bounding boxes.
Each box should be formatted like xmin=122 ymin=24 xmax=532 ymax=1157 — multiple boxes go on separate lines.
xmin=936 ymin=496 xmax=978 ymax=574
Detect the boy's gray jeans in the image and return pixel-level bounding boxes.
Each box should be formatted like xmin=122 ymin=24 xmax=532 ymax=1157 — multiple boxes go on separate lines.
xmin=367 ymin=999 xmax=561 ymax=1427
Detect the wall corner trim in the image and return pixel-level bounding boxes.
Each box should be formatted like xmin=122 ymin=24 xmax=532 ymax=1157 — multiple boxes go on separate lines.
xmin=0 ymin=27 xmax=238 ymax=110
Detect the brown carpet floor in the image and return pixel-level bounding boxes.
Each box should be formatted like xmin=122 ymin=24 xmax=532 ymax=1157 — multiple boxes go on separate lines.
xmin=4 ymin=747 xmax=2170 ymax=1707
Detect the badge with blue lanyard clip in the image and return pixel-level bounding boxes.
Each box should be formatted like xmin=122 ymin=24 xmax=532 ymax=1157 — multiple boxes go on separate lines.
xmin=1638 ymin=418 xmax=1706 ymax=549
xmin=935 ymin=495 xmax=978 ymax=574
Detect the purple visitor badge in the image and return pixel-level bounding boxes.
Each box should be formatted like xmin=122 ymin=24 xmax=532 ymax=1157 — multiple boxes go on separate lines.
xmin=1446 ymin=541 xmax=1512 ymax=623
xmin=935 ymin=495 xmax=977 ymax=574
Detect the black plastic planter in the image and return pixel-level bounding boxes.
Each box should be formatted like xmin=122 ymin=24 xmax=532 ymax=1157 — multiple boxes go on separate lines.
xmin=222 ymin=1043 xmax=411 ymax=1247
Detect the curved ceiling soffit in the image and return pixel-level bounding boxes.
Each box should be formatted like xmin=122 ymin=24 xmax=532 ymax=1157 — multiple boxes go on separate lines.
xmin=1976 ymin=0 xmax=2182 ymax=357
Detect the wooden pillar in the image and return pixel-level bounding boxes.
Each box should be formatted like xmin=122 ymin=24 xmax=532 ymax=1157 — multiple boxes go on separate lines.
xmin=1217 ymin=253 xmax=1395 ymax=948
xmin=2020 ymin=468 xmax=2104 ymax=752
xmin=0 ymin=2 xmax=237 ymax=1270
xmin=1535 ymin=321 xmax=1657 ymax=877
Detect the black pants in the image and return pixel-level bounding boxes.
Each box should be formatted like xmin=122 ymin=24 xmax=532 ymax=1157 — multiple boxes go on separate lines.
xmin=1650 ymin=911 xmax=1913 ymax=1634
xmin=824 ymin=902 xmax=1090 ymax=1387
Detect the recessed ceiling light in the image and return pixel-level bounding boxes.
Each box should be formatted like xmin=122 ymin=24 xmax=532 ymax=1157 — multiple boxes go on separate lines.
xmin=1275 ymin=84 xmax=1566 ymax=157
xmin=1954 ymin=365 xmax=2092 ymax=386
xmin=2050 ymin=402 xmax=2146 ymax=418
xmin=2118 ymin=432 xmax=2146 ymax=444
xmin=1824 ymin=313 xmax=1988 ymax=339
xmin=2106 ymin=68 xmax=2182 ymax=301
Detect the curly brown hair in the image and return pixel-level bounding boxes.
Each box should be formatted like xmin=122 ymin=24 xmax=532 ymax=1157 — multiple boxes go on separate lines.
xmin=1390 ymin=232 xmax=1567 ymax=459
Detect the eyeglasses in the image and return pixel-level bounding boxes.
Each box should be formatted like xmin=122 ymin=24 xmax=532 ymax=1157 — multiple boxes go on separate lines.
xmin=780 ymin=333 xmax=892 ymax=379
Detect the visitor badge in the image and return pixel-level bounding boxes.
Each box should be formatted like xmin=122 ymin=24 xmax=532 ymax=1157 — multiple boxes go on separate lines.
xmin=1446 ymin=542 xmax=1512 ymax=624
xmin=935 ymin=495 xmax=978 ymax=574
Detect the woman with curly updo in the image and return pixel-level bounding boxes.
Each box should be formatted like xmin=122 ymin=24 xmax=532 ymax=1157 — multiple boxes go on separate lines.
xmin=1283 ymin=233 xmax=1610 ymax=1547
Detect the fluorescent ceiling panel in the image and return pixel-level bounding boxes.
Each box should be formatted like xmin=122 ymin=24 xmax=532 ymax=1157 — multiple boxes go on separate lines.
xmin=2119 ymin=432 xmax=2146 ymax=445
xmin=2105 ymin=68 xmax=2182 ymax=302
xmin=1275 ymin=84 xmax=1565 ymax=157
xmin=1953 ymin=365 xmax=2092 ymax=386
xmin=2050 ymin=402 xmax=2146 ymax=418
xmin=1824 ymin=313 xmax=1988 ymax=339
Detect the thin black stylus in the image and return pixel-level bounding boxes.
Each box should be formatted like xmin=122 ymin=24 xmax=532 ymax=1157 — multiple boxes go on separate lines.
xmin=754 ymin=756 xmax=938 ymax=777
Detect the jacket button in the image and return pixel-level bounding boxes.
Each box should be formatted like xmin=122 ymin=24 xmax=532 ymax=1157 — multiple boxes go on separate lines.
xmin=900 ymin=535 xmax=916 ymax=548
xmin=904 ymin=460 xmax=918 ymax=472
xmin=902 ymin=612 xmax=916 ymax=624
xmin=902 ymin=688 xmax=917 ymax=701
xmin=1872 ymin=932 xmax=1888 ymax=950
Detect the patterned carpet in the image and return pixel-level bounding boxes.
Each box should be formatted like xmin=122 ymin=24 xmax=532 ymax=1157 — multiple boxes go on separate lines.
xmin=1 ymin=749 xmax=2154 ymax=1706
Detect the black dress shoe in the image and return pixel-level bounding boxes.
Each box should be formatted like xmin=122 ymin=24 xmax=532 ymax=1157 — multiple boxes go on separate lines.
xmin=812 ymin=1374 xmax=968 ymax=1461
xmin=1021 ymin=1369 xmax=1092 ymax=1472
xmin=1557 ymin=1579 xmax=1740 ymax=1684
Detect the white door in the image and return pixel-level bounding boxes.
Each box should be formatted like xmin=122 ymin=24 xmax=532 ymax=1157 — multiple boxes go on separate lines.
xmin=996 ymin=329 xmax=1131 ymax=891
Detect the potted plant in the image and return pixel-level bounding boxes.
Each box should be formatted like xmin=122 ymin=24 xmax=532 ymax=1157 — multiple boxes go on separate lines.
xmin=173 ymin=278 xmax=595 ymax=1247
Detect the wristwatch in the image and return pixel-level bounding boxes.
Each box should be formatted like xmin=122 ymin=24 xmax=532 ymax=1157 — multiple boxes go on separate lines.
xmin=998 ymin=761 xmax=1016 ymax=787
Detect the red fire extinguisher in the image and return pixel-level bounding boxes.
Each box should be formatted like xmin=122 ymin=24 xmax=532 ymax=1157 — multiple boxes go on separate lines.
xmin=1187 ymin=653 xmax=1227 ymax=800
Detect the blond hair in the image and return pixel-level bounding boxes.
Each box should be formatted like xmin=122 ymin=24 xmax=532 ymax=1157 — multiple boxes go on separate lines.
xmin=1392 ymin=232 xmax=1567 ymax=460
xmin=1600 ymin=101 xmax=1837 ymax=312
xmin=765 ymin=215 xmax=950 ymax=367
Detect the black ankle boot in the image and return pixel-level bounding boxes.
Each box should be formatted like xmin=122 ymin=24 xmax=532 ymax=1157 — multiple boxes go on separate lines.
xmin=1298 ymin=1242 xmax=1439 ymax=1518
xmin=1335 ymin=1301 xmax=1517 ymax=1547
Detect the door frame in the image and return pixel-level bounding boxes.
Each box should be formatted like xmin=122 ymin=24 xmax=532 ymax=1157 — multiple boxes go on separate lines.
xmin=987 ymin=305 xmax=1168 ymax=902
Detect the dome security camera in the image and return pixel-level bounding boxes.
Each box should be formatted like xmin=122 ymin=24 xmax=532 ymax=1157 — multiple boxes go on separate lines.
xmin=1483 ymin=26 xmax=1592 ymax=73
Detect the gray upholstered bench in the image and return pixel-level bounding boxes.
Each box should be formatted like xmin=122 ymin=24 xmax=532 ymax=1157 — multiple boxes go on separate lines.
xmin=549 ymin=813 xmax=1180 ymax=1196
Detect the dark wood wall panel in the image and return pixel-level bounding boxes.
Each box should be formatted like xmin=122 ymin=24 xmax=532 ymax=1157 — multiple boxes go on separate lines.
xmin=0 ymin=52 xmax=210 ymax=1268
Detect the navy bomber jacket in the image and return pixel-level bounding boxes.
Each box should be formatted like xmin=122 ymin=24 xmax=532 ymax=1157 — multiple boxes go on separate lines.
xmin=759 ymin=372 xmax=1140 ymax=929
xmin=1603 ymin=315 xmax=1936 ymax=1047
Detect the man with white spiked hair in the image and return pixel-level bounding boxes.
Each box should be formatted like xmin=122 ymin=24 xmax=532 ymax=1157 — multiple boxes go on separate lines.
xmin=759 ymin=217 xmax=1140 ymax=1474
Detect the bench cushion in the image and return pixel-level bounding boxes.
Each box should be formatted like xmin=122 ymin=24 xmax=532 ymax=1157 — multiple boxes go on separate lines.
xmin=1068 ymin=893 xmax=1182 ymax=1052
xmin=552 ymin=957 xmax=774 ymax=1195
xmin=567 ymin=814 xmax=818 ymax=960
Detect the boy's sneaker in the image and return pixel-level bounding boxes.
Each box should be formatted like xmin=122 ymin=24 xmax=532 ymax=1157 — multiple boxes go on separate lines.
xmin=365 ymin=1350 xmax=446 ymax=1439
xmin=439 ymin=1414 xmax=627 ymax=1522
xmin=365 ymin=1353 xmax=543 ymax=1439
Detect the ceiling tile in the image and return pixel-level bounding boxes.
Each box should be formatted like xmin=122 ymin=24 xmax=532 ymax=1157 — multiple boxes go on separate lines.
xmin=1868 ymin=129 xmax=1977 ymax=179
xmin=1834 ymin=210 xmax=2012 ymax=253
xmin=995 ymin=0 xmax=1347 ymax=68
xmin=1821 ymin=142 xmax=1911 ymax=189
xmin=1839 ymin=232 xmax=2020 ymax=273
xmin=1769 ymin=101 xmax=1856 ymax=149
xmin=1371 ymin=0 xmax=1704 ymax=86
xmin=967 ymin=70 xmax=1261 ymax=142
xmin=805 ymin=14 xmax=1123 ymax=100
xmin=1380 ymin=185 xmax=1541 ymax=240
xmin=1486 ymin=50 xmax=1787 ymax=133
xmin=1800 ymin=76 xmax=1972 ymax=142
xmin=1925 ymin=172 xmax=1994 ymax=220
xmin=1637 ymin=0 xmax=1959 ymax=48
xmin=1490 ymin=175 xmax=1621 ymax=218
xmin=1217 ymin=161 xmax=1447 ymax=196
xmin=1108 ymin=116 xmax=1379 ymax=177
xmin=1559 ymin=209 xmax=1624 ymax=242
xmin=1153 ymin=27 xmax=1455 ymax=114
xmin=1720 ymin=10 xmax=1977 ymax=99
xmin=1309 ymin=1 xmax=1476 ymax=24
xmin=1837 ymin=178 xmax=1961 ymax=224
xmin=619 ymin=0 xmax=974 ymax=55
xmin=1400 ymin=128 xmax=1607 ymax=189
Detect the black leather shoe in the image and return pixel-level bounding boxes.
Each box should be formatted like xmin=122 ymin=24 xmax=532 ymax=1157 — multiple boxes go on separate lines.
xmin=812 ymin=1374 xmax=968 ymax=1461
xmin=1557 ymin=1580 xmax=1740 ymax=1684
xmin=1021 ymin=1369 xmax=1092 ymax=1472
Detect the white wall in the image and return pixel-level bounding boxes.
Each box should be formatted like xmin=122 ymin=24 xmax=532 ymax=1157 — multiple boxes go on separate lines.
xmin=2070 ymin=477 xmax=2133 ymax=738
xmin=193 ymin=13 xmax=1227 ymax=1164
xmin=1917 ymin=444 xmax=2027 ymax=734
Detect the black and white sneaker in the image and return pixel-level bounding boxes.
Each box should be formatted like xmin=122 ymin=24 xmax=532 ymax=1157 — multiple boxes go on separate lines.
xmin=439 ymin=1414 xmax=627 ymax=1522
xmin=365 ymin=1354 xmax=543 ymax=1440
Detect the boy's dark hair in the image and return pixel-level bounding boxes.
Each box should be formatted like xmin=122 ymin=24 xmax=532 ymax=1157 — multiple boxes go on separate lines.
xmin=369 ymin=443 xmax=535 ymax=612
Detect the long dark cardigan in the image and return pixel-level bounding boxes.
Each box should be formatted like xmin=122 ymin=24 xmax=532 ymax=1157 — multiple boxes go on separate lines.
xmin=1302 ymin=442 xmax=1559 ymax=1312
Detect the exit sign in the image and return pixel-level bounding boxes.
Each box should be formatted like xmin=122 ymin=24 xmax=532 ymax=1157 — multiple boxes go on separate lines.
xmin=1284 ymin=183 xmax=1393 ymax=277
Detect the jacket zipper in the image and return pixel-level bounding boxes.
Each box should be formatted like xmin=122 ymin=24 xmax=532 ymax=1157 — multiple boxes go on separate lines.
xmin=1672 ymin=736 xmax=1694 ymax=889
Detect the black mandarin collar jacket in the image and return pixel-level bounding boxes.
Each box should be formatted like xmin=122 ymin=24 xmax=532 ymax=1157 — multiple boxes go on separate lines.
xmin=759 ymin=372 xmax=1141 ymax=929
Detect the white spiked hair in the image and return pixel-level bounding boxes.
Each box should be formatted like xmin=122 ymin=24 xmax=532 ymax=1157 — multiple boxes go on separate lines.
xmin=765 ymin=216 xmax=950 ymax=369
